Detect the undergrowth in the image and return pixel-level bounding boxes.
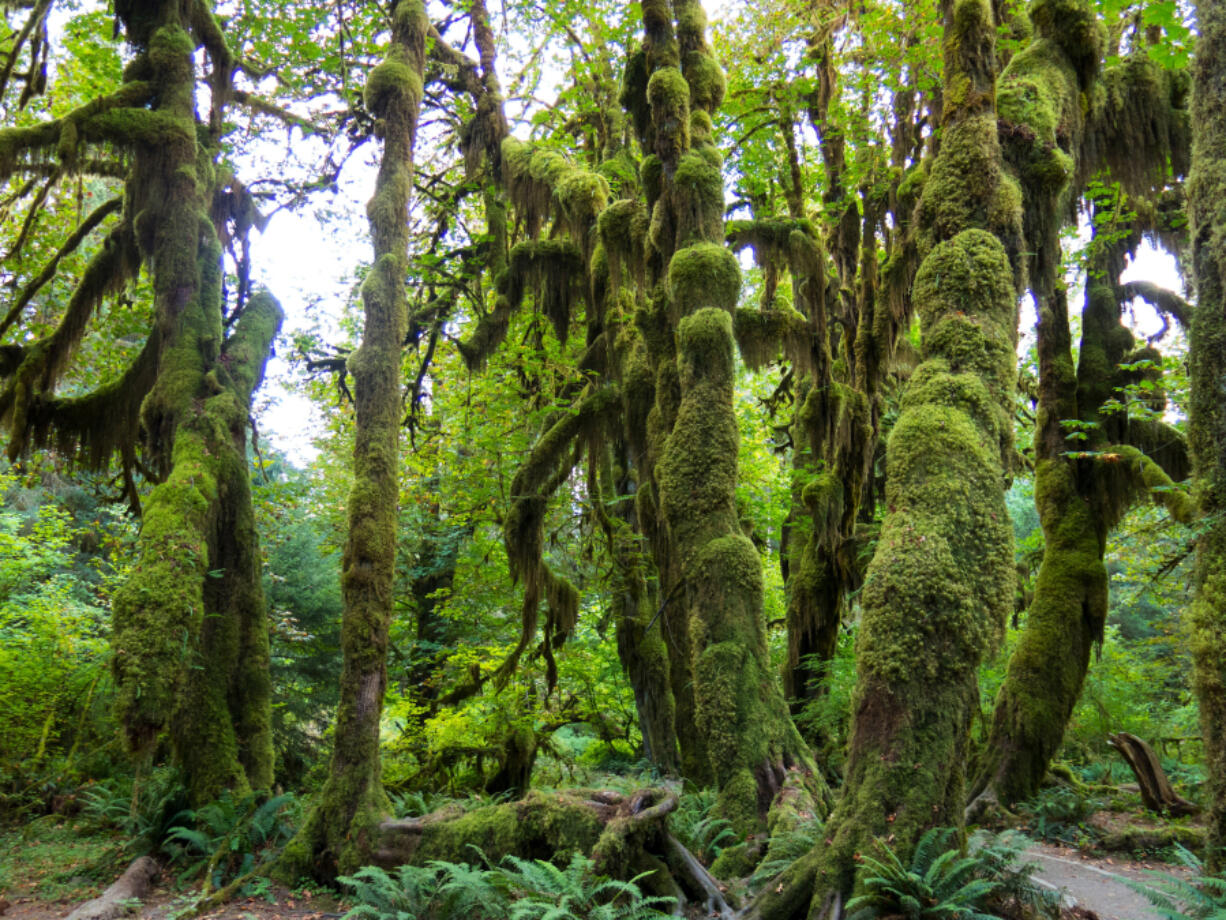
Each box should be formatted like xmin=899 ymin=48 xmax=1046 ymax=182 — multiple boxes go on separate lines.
xmin=340 ymin=850 xmax=674 ymax=920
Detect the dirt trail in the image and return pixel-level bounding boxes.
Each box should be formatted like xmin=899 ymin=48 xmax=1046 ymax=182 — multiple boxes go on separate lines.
xmin=1029 ymin=843 xmax=1187 ymax=920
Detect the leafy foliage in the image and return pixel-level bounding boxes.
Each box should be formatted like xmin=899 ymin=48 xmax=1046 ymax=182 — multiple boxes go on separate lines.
xmin=340 ymin=852 xmax=674 ymax=920
xmin=670 ymin=789 xmax=736 ymax=864
xmin=1127 ymin=845 xmax=1226 ymax=920
xmin=165 ymin=791 xmax=299 ymax=889
xmin=844 ymin=827 xmax=1056 ymax=920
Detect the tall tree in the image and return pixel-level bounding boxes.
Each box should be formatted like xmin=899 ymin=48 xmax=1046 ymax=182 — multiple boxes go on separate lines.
xmin=0 ymin=0 xmax=283 ymax=806
xmin=751 ymin=0 xmax=1021 ymax=910
xmin=278 ymin=0 xmax=428 ymax=879
xmin=1188 ymin=0 xmax=1226 ymax=872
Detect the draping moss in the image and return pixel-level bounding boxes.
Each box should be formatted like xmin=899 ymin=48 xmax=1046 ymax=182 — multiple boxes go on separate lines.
xmin=732 ymin=306 xmax=809 ymax=370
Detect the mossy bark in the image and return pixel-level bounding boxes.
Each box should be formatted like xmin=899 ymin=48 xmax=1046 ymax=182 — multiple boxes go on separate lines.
xmin=764 ymin=0 xmax=1020 ymax=909
xmin=277 ymin=0 xmax=426 ymax=881
xmin=621 ymin=0 xmax=817 ymax=834
xmin=1188 ymin=0 xmax=1226 ymax=872
xmin=96 ymin=6 xmax=282 ymax=807
xmin=972 ymin=0 xmax=1194 ymax=808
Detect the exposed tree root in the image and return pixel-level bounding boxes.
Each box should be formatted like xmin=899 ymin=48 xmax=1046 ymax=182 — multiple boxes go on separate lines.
xmin=1107 ymin=733 xmax=1199 ymax=817
xmin=64 ymin=856 xmax=158 ymax=920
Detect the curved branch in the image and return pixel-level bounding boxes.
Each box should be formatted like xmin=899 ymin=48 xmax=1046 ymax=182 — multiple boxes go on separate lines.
xmin=1109 ymin=443 xmax=1195 ymax=524
xmin=1122 ymin=279 xmax=1193 ymax=334
xmin=0 ymin=195 xmax=122 ymax=339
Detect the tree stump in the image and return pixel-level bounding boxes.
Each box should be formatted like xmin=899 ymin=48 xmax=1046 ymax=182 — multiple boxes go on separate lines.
xmin=1107 ymin=732 xmax=1199 ymax=817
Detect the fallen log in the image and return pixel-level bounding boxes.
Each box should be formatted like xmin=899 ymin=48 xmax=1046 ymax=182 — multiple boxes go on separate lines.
xmin=63 ymin=856 xmax=158 ymax=920
xmin=374 ymin=787 xmax=731 ymax=914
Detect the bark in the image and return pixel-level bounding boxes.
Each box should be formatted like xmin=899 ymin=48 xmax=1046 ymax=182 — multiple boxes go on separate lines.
xmin=277 ymin=0 xmax=426 ymax=880
xmin=62 ymin=3 xmax=284 ymax=806
xmin=621 ymin=0 xmax=818 ymax=835
xmin=64 ymin=857 xmax=159 ymax=920
xmin=1188 ymin=0 xmax=1226 ymax=871
xmin=970 ymin=0 xmax=1195 ymax=811
xmin=767 ymin=0 xmax=1022 ymax=908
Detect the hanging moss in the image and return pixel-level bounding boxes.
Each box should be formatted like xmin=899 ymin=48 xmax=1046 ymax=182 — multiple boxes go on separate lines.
xmin=1085 ymin=54 xmax=1190 ymax=196
xmin=501 ymin=239 xmax=586 ymax=343
xmin=672 ymin=150 xmax=724 ymax=246
xmin=497 ymin=388 xmax=619 ymax=685
xmin=667 ymin=241 xmax=740 ymax=317
xmin=598 ymin=198 xmax=650 ymax=289
xmin=732 ymin=305 xmax=810 ymax=371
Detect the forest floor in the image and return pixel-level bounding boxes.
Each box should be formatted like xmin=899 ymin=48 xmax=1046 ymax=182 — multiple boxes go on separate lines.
xmin=1028 ymin=842 xmax=1190 ymax=920
xmin=0 ymin=814 xmax=1196 ymax=920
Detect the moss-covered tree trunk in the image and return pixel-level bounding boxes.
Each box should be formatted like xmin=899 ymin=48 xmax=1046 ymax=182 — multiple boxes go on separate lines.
xmin=95 ymin=3 xmax=283 ymax=807
xmin=751 ymin=0 xmax=1022 ymax=911
xmin=619 ymin=0 xmax=814 ymax=836
xmin=277 ymin=0 xmax=426 ymax=880
xmin=970 ymin=4 xmax=1194 ymax=809
xmin=1188 ymin=0 xmax=1226 ymax=871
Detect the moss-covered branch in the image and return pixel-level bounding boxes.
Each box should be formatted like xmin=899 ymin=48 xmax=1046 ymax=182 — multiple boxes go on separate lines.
xmin=497 ymin=386 xmax=619 ymax=686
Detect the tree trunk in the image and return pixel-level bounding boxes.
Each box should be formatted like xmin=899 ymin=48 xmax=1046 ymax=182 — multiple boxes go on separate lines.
xmin=769 ymin=0 xmax=1021 ymax=906
xmin=1188 ymin=0 xmax=1226 ymax=871
xmin=621 ymin=0 xmax=816 ymax=834
xmin=277 ymin=0 xmax=426 ymax=881
xmin=104 ymin=5 xmax=282 ymax=806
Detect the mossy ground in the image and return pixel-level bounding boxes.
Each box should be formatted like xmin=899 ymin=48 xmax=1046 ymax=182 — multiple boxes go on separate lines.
xmin=0 ymin=821 xmax=125 ymax=904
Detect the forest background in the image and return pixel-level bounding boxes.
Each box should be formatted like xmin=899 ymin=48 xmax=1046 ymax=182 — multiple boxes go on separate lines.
xmin=0 ymin=0 xmax=1223 ymax=915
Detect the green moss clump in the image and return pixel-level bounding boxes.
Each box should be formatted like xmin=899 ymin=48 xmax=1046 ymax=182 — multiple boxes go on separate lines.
xmin=668 ymin=242 xmax=740 ymax=317
xmin=682 ymin=51 xmax=726 ymax=112
xmin=365 ymin=47 xmax=424 ymax=117
xmin=673 ymin=150 xmax=724 ymax=246
xmin=598 ymin=198 xmax=649 ymax=287
xmin=640 ymin=154 xmax=663 ymax=205
xmin=646 ymin=67 xmax=690 ymax=162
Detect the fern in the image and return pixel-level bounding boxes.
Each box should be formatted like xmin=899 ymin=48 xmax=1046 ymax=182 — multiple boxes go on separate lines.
xmin=670 ymin=789 xmax=735 ymax=863
xmin=750 ymin=815 xmax=825 ymax=891
xmin=163 ymin=790 xmax=299 ymax=888
xmin=1126 ymin=845 xmax=1226 ymax=920
xmin=844 ymin=828 xmax=1004 ymax=920
xmin=494 ymin=852 xmax=674 ymax=920
xmin=340 ymin=864 xmax=443 ymax=920
xmin=341 ymin=852 xmax=674 ymax=920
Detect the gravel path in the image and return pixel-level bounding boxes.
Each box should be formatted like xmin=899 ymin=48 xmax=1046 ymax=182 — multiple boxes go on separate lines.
xmin=1028 ymin=843 xmax=1185 ymax=920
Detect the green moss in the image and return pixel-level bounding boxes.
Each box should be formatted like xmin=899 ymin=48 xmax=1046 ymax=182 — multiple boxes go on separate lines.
xmin=646 ymin=67 xmax=690 ymax=162
xmin=732 ymin=305 xmax=809 ymax=370
xmin=682 ymin=50 xmax=726 ymax=112
xmin=365 ymin=47 xmax=424 ymax=117
xmin=598 ymin=198 xmax=649 ymax=286
xmin=672 ymin=150 xmax=724 ymax=246
xmin=668 ymin=242 xmax=740 ymax=317
xmin=640 ymin=154 xmax=663 ymax=205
